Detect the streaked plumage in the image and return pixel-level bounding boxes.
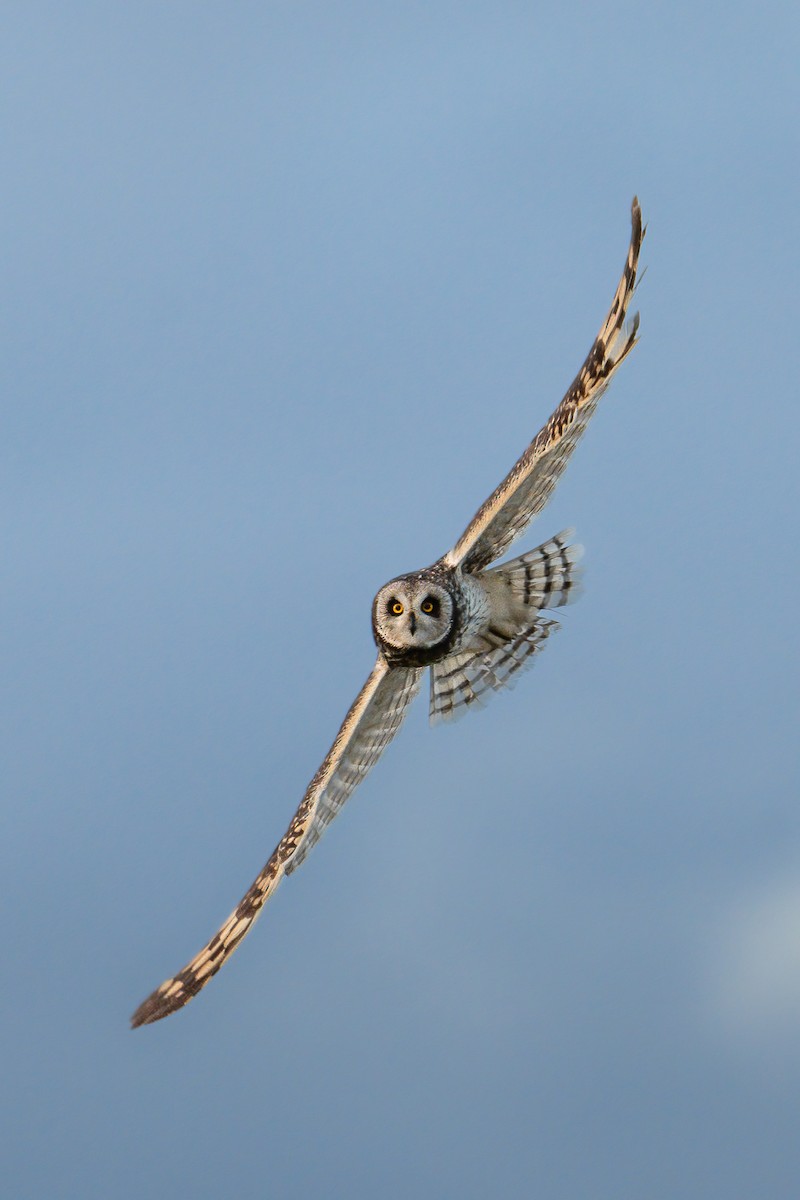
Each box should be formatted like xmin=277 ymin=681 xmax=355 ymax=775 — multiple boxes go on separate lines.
xmin=132 ymin=199 xmax=644 ymax=1027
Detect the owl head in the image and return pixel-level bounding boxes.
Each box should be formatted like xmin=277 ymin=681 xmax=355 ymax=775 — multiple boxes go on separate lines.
xmin=372 ymin=571 xmax=456 ymax=666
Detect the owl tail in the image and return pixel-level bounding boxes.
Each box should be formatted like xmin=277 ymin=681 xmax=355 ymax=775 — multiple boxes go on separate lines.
xmin=429 ymin=530 xmax=582 ymax=724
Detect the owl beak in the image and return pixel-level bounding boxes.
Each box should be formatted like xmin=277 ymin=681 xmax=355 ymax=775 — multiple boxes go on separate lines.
xmin=408 ymin=613 xmax=417 ymax=636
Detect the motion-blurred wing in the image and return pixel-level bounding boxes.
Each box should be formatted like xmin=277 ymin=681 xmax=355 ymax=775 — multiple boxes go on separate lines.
xmin=131 ymin=657 xmax=421 ymax=1026
xmin=444 ymin=199 xmax=643 ymax=574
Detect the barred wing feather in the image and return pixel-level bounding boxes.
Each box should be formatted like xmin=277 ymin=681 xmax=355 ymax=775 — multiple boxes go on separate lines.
xmin=430 ymin=617 xmax=558 ymax=724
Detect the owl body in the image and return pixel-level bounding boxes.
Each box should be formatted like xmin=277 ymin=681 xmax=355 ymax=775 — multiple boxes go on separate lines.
xmin=371 ymin=531 xmax=583 ymax=721
xmin=132 ymin=200 xmax=644 ymax=1027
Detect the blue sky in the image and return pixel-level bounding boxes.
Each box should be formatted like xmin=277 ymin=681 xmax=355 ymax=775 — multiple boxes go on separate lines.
xmin=3 ymin=3 xmax=799 ymax=1197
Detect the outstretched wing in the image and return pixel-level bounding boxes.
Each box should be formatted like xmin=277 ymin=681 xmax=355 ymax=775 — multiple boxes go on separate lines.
xmin=131 ymin=657 xmax=421 ymax=1027
xmin=444 ymin=198 xmax=644 ymax=574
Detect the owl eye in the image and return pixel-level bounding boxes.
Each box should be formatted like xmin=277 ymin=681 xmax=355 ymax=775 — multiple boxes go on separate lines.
xmin=420 ymin=596 xmax=439 ymax=616
xmin=389 ymin=599 xmax=404 ymax=616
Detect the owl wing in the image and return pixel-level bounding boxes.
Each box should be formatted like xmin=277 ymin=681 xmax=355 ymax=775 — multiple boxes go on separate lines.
xmin=131 ymin=656 xmax=421 ymax=1026
xmin=444 ymin=199 xmax=644 ymax=574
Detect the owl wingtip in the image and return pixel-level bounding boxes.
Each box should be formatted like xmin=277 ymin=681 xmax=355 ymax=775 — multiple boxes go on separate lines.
xmin=130 ymin=996 xmax=163 ymax=1028
xmin=130 ymin=985 xmax=187 ymax=1028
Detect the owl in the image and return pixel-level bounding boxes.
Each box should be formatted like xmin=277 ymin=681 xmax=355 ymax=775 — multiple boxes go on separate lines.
xmin=132 ymin=199 xmax=644 ymax=1026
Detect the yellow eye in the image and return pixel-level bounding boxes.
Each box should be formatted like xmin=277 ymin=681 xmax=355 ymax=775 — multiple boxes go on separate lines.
xmin=420 ymin=595 xmax=439 ymax=616
xmin=421 ymin=600 xmax=434 ymax=614
xmin=390 ymin=600 xmax=404 ymax=616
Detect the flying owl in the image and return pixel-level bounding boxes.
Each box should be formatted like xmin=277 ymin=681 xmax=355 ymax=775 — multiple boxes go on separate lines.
xmin=132 ymin=199 xmax=644 ymax=1027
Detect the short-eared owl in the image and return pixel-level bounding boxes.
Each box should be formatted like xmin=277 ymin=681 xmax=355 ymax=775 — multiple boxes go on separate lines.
xmin=132 ymin=199 xmax=644 ymax=1026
